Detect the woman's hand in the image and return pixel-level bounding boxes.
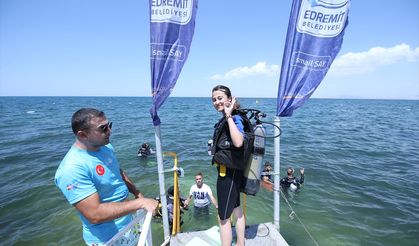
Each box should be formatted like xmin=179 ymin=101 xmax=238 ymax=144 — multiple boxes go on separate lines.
xmin=224 ymin=96 xmax=236 ymax=116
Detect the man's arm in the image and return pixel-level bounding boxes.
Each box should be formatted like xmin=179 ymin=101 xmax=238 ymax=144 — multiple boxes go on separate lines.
xmin=207 ymin=187 xmax=218 ymax=209
xmin=184 ymin=186 xmax=194 ymax=208
xmin=120 ymin=169 xmax=143 ymax=198
xmin=184 ymin=194 xmax=193 ymax=208
xmin=299 ymin=168 xmax=305 ymax=185
xmin=210 ymin=194 xmax=218 ymax=209
xmin=262 ymin=175 xmax=271 ymax=182
xmin=74 ymin=192 xmax=158 ymax=224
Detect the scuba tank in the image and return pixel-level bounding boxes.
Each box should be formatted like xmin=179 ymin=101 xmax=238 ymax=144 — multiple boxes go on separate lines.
xmin=207 ymin=139 xmax=214 ymax=156
xmin=242 ymin=122 xmax=266 ymax=196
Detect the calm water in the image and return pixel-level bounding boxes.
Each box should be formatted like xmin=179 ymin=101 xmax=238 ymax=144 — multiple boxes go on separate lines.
xmin=0 ymin=97 xmax=418 ymax=246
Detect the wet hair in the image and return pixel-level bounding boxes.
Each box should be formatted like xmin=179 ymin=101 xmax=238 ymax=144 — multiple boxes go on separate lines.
xmin=195 ymin=172 xmax=203 ymax=177
xmin=212 ymin=84 xmax=241 ymax=110
xmin=287 ymin=167 xmax=294 ymax=176
xmin=167 ymin=185 xmax=174 ymax=196
xmin=71 ymin=108 xmax=105 ymax=134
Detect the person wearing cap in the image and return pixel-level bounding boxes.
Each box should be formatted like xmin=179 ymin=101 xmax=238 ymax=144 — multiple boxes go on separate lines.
xmin=280 ymin=167 xmax=305 ymax=192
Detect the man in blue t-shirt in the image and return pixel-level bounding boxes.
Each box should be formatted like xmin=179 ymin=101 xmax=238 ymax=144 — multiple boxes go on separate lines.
xmin=55 ymin=108 xmax=158 ymax=245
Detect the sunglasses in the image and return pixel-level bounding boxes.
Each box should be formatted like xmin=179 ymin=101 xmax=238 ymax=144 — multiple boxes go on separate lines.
xmin=98 ymin=122 xmax=112 ymax=133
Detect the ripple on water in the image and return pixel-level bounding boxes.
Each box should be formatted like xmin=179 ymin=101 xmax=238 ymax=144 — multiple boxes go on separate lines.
xmin=1 ymin=98 xmax=418 ymax=245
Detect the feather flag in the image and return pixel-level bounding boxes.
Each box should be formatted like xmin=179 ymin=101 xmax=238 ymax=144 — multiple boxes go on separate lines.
xmin=149 ymin=0 xmax=198 ymax=125
xmin=277 ymin=0 xmax=351 ymax=116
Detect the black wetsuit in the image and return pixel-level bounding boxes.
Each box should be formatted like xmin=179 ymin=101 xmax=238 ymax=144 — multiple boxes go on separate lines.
xmin=138 ymin=147 xmax=151 ymax=156
xmin=280 ymin=174 xmax=304 ymax=190
xmin=213 ymin=115 xmax=246 ymax=220
xmin=167 ymin=196 xmax=186 ymax=231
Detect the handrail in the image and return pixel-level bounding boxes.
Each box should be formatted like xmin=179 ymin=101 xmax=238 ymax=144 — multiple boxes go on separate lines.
xmin=104 ymin=210 xmax=153 ymax=246
xmin=137 ymin=211 xmax=153 ymax=246
xmin=164 ymin=151 xmax=181 ymax=235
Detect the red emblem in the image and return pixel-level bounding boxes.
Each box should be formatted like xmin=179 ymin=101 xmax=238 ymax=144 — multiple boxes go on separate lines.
xmin=96 ymin=165 xmax=105 ymax=176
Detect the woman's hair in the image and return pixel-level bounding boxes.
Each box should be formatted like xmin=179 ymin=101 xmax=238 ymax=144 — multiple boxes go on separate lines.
xmin=212 ymin=85 xmax=232 ymax=98
xmin=212 ymin=84 xmax=241 ymax=110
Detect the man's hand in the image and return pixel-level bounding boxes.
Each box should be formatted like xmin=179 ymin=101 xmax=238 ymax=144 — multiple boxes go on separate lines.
xmin=134 ymin=191 xmax=144 ymax=199
xmin=300 ymin=168 xmax=305 ymax=175
xmin=138 ymin=197 xmax=159 ymax=215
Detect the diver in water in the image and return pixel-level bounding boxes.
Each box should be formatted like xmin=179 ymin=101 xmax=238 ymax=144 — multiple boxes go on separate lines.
xmin=261 ymin=161 xmax=273 ymax=183
xmin=166 ymin=186 xmax=186 ymax=232
xmin=260 ymin=161 xmax=274 ymax=192
xmin=137 ymin=143 xmax=155 ymax=157
xmin=280 ymin=167 xmax=304 ymax=192
xmin=155 ymin=186 xmax=187 ymax=232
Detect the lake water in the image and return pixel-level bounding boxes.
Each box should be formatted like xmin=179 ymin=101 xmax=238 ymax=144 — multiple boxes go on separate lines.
xmin=0 ymin=97 xmax=418 ymax=245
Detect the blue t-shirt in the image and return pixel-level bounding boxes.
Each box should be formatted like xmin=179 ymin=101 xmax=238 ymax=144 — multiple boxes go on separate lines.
xmin=55 ymin=144 xmax=131 ymax=244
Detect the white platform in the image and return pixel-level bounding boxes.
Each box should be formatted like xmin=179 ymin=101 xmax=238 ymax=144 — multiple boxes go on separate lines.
xmin=170 ymin=222 xmax=288 ymax=246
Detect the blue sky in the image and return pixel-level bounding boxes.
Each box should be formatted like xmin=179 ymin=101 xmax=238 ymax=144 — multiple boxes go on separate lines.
xmin=1 ymin=0 xmax=418 ymax=99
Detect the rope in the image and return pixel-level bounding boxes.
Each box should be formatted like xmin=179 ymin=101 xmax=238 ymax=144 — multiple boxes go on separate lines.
xmin=276 ymin=187 xmax=320 ymax=246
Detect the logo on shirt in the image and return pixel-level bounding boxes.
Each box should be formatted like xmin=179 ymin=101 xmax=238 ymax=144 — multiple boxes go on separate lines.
xmin=96 ymin=164 xmax=105 ymax=176
xmin=66 ymin=182 xmax=78 ymax=190
xmin=194 ymin=191 xmax=207 ymax=199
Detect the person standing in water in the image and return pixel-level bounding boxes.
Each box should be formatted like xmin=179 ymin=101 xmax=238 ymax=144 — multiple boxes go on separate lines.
xmin=210 ymin=85 xmax=246 ymax=246
xmin=261 ymin=161 xmax=273 ymax=183
xmin=137 ymin=142 xmax=155 ymax=157
xmin=185 ymin=172 xmax=218 ymax=214
xmin=280 ymin=167 xmax=305 ymax=192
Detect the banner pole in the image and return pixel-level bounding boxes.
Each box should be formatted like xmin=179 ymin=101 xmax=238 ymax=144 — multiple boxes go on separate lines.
xmin=154 ymin=125 xmax=170 ymax=239
xmin=273 ymin=116 xmax=281 ymax=230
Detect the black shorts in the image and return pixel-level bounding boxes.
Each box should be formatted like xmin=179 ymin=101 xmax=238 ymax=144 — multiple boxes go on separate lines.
xmin=216 ymin=166 xmax=243 ymax=220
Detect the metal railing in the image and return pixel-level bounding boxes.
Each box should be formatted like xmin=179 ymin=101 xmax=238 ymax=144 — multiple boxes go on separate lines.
xmin=137 ymin=211 xmax=153 ymax=246
xmin=104 ymin=210 xmax=153 ymax=246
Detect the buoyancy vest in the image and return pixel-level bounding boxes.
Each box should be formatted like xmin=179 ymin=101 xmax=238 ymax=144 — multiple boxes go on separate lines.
xmin=211 ymin=114 xmax=254 ymax=170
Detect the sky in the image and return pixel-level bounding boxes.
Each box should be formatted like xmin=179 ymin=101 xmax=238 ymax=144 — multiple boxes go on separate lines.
xmin=1 ymin=0 xmax=418 ymax=99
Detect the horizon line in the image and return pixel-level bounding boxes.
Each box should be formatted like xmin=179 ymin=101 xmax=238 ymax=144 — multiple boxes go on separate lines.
xmin=0 ymin=95 xmax=418 ymax=101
